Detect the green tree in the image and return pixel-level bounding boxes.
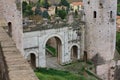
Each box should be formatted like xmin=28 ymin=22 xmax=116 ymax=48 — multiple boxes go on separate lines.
xmin=118 ymin=0 xmax=120 ymax=4
xmin=35 ymin=4 xmax=42 ymax=15
xmin=22 ymin=1 xmax=28 ymax=16
xmin=59 ymin=0 xmax=70 ymax=8
xmin=118 ymin=4 xmax=120 ymax=13
xmin=22 ymin=1 xmax=33 ymax=17
xmin=42 ymin=10 xmax=50 ymax=18
xmin=40 ymin=0 xmax=50 ymax=9
xmin=57 ymin=9 xmax=67 ymax=19
xmin=25 ymin=5 xmax=33 ymax=16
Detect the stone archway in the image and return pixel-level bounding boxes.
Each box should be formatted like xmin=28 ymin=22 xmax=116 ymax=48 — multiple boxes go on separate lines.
xmin=45 ymin=36 xmax=62 ymax=68
xmin=29 ymin=53 xmax=36 ymax=69
xmin=71 ymin=45 xmax=78 ymax=61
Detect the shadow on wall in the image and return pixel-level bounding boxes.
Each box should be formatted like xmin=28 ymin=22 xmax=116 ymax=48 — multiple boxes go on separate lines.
xmin=115 ymin=65 xmax=120 ymax=80
xmin=91 ymin=53 xmax=105 ymax=66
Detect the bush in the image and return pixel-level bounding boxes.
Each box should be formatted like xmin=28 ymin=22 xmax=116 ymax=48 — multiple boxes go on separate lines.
xmin=57 ymin=9 xmax=67 ymax=19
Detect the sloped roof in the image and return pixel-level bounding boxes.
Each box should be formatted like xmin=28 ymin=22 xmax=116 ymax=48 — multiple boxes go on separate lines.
xmin=71 ymin=2 xmax=83 ymax=6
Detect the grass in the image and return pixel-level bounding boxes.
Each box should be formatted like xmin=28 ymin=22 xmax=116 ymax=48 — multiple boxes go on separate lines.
xmin=35 ymin=68 xmax=91 ymax=80
xmin=46 ymin=44 xmax=57 ymax=56
xmin=35 ymin=61 xmax=97 ymax=80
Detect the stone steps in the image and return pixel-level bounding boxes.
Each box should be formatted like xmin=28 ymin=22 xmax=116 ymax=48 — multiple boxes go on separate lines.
xmin=0 ymin=27 xmax=39 ymax=80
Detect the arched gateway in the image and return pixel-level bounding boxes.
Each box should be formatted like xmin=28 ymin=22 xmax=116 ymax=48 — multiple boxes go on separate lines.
xmin=44 ymin=36 xmax=62 ymax=68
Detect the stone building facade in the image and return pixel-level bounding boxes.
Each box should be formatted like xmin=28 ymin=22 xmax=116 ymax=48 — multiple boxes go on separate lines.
xmin=83 ymin=0 xmax=117 ymax=80
xmin=23 ymin=18 xmax=85 ymax=67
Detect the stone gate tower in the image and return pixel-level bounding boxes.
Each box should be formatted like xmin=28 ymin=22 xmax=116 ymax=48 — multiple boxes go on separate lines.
xmin=83 ymin=0 xmax=117 ymax=79
xmin=0 ymin=0 xmax=23 ymax=54
xmin=83 ymin=0 xmax=117 ymax=61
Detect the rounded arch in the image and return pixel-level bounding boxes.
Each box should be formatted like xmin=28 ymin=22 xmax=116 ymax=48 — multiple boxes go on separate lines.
xmin=43 ymin=34 xmax=64 ymax=47
xmin=69 ymin=43 xmax=80 ymax=51
xmin=25 ymin=50 xmax=38 ymax=59
xmin=69 ymin=43 xmax=80 ymax=61
xmin=30 ymin=53 xmax=36 ymax=69
xmin=43 ymin=34 xmax=63 ymax=66
xmin=25 ymin=50 xmax=38 ymax=68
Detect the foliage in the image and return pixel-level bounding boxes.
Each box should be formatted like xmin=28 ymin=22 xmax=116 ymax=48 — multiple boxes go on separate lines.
xmin=46 ymin=44 xmax=57 ymax=56
xmin=22 ymin=1 xmax=33 ymax=17
xmin=59 ymin=0 xmax=70 ymax=8
xmin=35 ymin=68 xmax=87 ymax=80
xmin=42 ymin=10 xmax=50 ymax=18
xmin=35 ymin=5 xmax=42 ymax=15
xmin=116 ymin=32 xmax=120 ymax=54
xmin=40 ymin=0 xmax=50 ymax=9
xmin=118 ymin=0 xmax=120 ymax=4
xmin=117 ymin=4 xmax=120 ymax=13
xmin=57 ymin=9 xmax=67 ymax=19
xmin=22 ymin=1 xmax=28 ymax=13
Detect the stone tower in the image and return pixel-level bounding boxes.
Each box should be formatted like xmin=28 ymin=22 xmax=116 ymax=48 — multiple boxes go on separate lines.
xmin=0 ymin=0 xmax=23 ymax=54
xmin=83 ymin=0 xmax=117 ymax=61
xmin=83 ymin=0 xmax=117 ymax=79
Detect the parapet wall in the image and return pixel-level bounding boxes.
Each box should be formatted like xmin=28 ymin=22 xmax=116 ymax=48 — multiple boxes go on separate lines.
xmin=0 ymin=26 xmax=39 ymax=80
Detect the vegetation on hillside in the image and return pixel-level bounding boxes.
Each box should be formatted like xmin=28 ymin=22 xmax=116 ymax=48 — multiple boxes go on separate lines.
xmin=118 ymin=0 xmax=120 ymax=15
xmin=22 ymin=0 xmax=71 ymax=19
xmin=116 ymin=32 xmax=120 ymax=54
xmin=22 ymin=1 xmax=33 ymax=17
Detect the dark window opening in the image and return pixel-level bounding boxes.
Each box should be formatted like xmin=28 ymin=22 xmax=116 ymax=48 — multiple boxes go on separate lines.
xmin=94 ymin=11 xmax=97 ymax=18
xmin=110 ymin=11 xmax=113 ymax=18
xmin=8 ymin=22 xmax=12 ymax=37
xmin=88 ymin=1 xmax=90 ymax=4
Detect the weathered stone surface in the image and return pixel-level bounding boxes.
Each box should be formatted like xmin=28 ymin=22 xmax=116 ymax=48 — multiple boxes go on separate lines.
xmin=0 ymin=27 xmax=39 ymax=80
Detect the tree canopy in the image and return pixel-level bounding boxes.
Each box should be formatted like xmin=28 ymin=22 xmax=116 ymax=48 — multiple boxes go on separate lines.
xmin=59 ymin=0 xmax=70 ymax=8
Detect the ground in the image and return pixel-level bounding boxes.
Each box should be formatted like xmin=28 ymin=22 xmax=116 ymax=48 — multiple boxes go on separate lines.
xmin=35 ymin=60 xmax=98 ymax=80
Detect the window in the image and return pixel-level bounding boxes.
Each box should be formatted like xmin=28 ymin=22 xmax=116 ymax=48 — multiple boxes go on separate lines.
xmin=110 ymin=11 xmax=112 ymax=18
xmin=8 ymin=22 xmax=12 ymax=37
xmin=88 ymin=1 xmax=90 ymax=4
xmin=93 ymin=11 xmax=97 ymax=18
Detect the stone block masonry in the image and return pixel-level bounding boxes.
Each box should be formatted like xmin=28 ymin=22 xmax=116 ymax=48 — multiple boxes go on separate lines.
xmin=0 ymin=26 xmax=39 ymax=80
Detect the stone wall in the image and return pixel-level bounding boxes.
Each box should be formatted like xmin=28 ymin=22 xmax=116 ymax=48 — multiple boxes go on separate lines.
xmin=23 ymin=27 xmax=80 ymax=67
xmin=0 ymin=0 xmax=23 ymax=54
xmin=0 ymin=26 xmax=39 ymax=80
xmin=83 ymin=0 xmax=117 ymax=61
xmin=83 ymin=0 xmax=117 ymax=79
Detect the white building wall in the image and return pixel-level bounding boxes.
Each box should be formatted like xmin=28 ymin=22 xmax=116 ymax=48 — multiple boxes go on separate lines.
xmin=23 ymin=27 xmax=81 ymax=67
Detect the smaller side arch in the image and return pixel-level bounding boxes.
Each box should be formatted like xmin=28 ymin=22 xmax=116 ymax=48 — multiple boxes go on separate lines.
xmin=24 ymin=50 xmax=39 ymax=68
xmin=69 ymin=43 xmax=80 ymax=61
xmin=25 ymin=50 xmax=38 ymax=59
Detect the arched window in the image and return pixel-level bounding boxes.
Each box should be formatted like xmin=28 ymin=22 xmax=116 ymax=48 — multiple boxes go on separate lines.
xmin=93 ymin=11 xmax=97 ymax=18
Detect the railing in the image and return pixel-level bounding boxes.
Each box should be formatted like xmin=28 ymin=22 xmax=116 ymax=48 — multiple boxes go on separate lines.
xmin=0 ymin=42 xmax=9 ymax=80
